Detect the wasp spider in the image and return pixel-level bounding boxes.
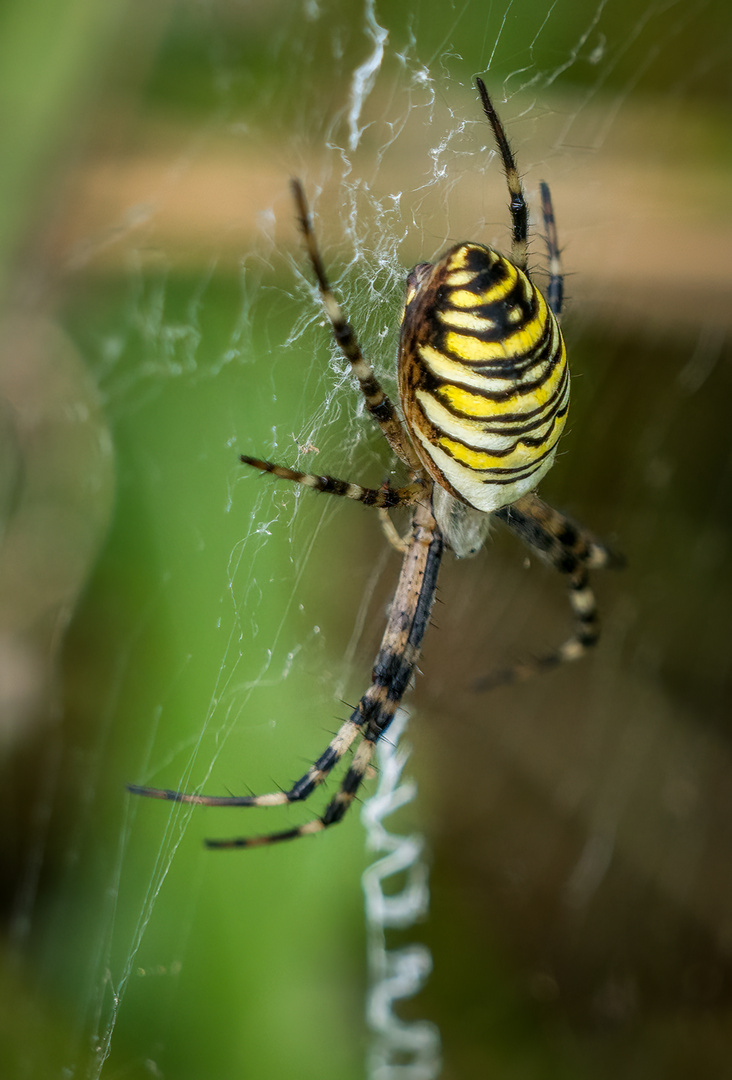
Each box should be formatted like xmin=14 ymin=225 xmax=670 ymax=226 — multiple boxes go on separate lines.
xmin=129 ymin=79 xmax=622 ymax=848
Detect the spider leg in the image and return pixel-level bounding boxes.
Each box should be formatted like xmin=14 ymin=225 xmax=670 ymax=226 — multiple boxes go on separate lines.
xmin=374 ymin=478 xmax=412 ymax=552
xmin=378 ymin=507 xmax=410 ymax=553
xmin=128 ymin=711 xmax=364 ymax=811
xmin=205 ymin=736 xmax=378 ymax=849
xmin=476 ymin=77 xmax=528 ymax=272
xmin=539 ymin=181 xmax=563 ymax=318
xmin=130 ymin=498 xmax=444 ymax=848
xmin=476 ymin=492 xmax=624 ymax=689
xmin=497 ymin=493 xmax=624 ymax=571
xmin=291 ymin=180 xmax=421 ymax=471
xmin=240 ymin=454 xmax=425 ymax=509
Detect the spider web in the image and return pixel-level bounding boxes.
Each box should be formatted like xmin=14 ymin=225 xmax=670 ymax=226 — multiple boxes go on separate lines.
xmin=2 ymin=0 xmax=731 ymax=1078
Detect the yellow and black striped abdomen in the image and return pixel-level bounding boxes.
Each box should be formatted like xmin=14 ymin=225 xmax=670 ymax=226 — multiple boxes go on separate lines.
xmin=398 ymin=242 xmax=569 ymax=513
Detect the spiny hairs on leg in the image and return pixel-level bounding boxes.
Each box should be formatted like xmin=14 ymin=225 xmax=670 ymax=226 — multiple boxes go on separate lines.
xmin=127 ymin=706 xmax=369 ymax=848
xmin=127 ymin=711 xmax=363 ymax=806
xmin=475 ymin=493 xmax=624 ymax=690
xmin=204 ymin=737 xmax=379 ymax=849
xmin=240 ymin=455 xmax=424 ymax=509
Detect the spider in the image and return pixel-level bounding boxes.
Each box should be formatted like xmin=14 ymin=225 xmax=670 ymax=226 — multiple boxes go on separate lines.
xmin=129 ymin=78 xmax=623 ymax=848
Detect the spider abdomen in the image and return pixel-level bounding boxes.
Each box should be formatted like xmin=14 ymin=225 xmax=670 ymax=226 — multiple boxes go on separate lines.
xmin=398 ymin=242 xmax=569 ymax=515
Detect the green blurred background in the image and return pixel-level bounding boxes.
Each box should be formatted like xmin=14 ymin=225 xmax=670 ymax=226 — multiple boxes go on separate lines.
xmin=1 ymin=1 xmax=731 ymax=1077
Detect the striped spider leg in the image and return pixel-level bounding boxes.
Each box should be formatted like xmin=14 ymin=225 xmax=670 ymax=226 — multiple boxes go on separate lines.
xmin=129 ymin=80 xmax=622 ymax=847
xmin=485 ymin=493 xmax=624 ymax=689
